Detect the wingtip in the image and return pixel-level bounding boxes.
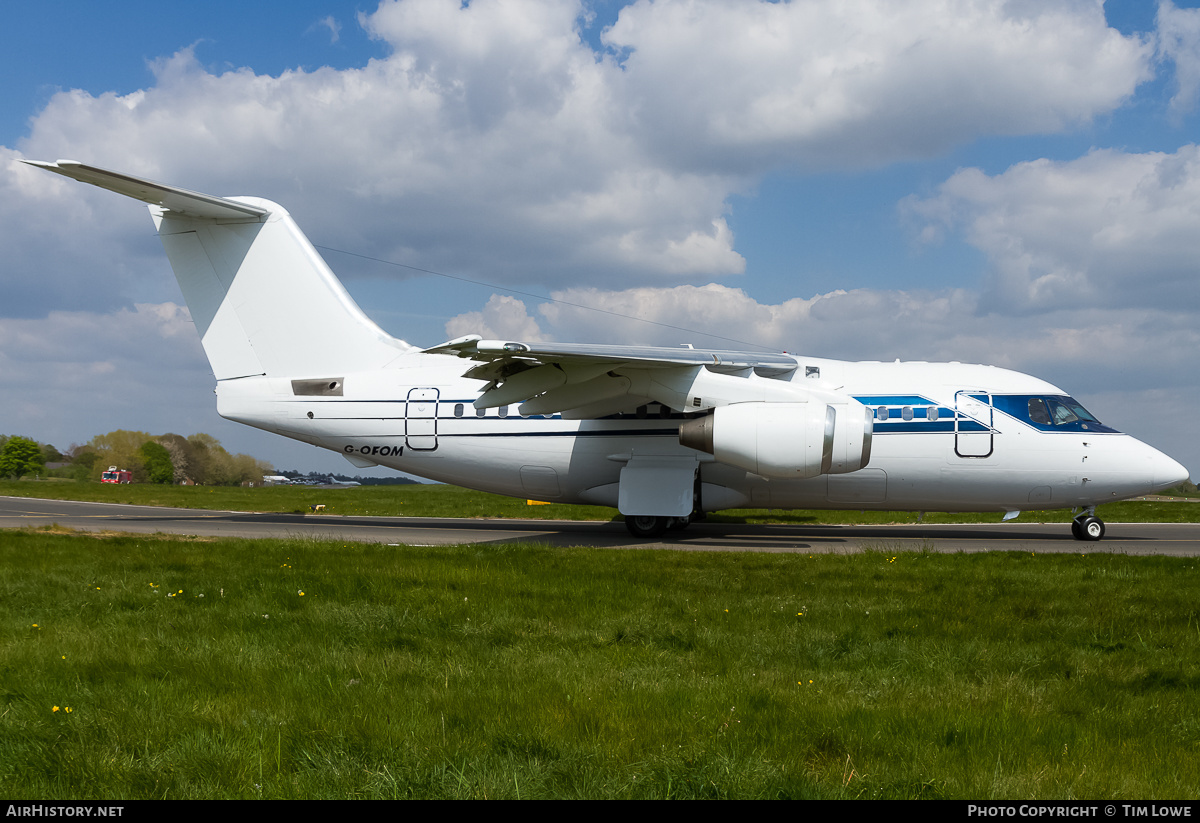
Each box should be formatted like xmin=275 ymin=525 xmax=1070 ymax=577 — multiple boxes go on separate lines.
xmin=21 ymin=159 xmax=83 ymax=172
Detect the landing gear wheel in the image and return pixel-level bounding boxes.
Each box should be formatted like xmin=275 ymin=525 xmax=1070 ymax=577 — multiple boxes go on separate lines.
xmin=625 ymin=515 xmax=669 ymax=538
xmin=666 ymin=516 xmax=691 ymax=532
xmin=1072 ymin=515 xmax=1105 ymax=542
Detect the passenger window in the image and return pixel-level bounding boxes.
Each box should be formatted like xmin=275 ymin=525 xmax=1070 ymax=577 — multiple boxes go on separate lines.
xmin=454 ymin=403 xmax=464 ymax=418
xmin=902 ymin=406 xmax=913 ymax=421
xmin=476 ymin=407 xmax=486 ymax=418
xmin=926 ymin=406 xmax=938 ymax=422
xmin=876 ymin=406 xmax=888 ymax=421
xmin=498 ymin=406 xmax=509 ymax=418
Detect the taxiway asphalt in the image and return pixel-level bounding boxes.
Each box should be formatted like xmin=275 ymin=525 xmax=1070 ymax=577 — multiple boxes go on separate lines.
xmin=2 ymin=495 xmax=1198 ymax=554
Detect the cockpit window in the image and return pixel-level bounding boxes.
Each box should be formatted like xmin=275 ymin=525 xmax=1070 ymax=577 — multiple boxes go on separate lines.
xmin=995 ymin=395 xmax=1115 ymax=433
xmin=1051 ymin=397 xmax=1099 ymax=425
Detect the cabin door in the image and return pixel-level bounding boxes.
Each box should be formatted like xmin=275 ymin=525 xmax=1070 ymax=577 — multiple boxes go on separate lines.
xmin=405 ymin=388 xmax=439 ymax=451
xmin=954 ymin=391 xmax=993 ymax=458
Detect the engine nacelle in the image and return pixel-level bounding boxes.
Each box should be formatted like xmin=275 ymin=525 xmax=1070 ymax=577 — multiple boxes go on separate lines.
xmin=679 ymin=401 xmax=831 ymax=479
xmin=678 ymin=400 xmax=872 ymax=479
xmin=827 ymin=402 xmax=874 ymax=474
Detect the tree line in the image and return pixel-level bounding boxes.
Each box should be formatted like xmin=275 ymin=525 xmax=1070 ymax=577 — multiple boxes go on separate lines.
xmin=0 ymin=431 xmax=272 ymax=485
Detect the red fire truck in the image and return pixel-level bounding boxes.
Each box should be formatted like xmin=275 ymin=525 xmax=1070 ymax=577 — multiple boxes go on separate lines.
xmin=101 ymin=466 xmax=132 ymax=484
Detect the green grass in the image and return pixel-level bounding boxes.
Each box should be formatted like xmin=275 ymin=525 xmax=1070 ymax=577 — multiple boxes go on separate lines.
xmin=2 ymin=479 xmax=1197 ymax=524
xmin=2 ymin=529 xmax=1198 ymax=798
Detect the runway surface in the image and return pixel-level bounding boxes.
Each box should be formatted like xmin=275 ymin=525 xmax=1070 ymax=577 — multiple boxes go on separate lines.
xmin=3 ymin=495 xmax=1198 ymax=554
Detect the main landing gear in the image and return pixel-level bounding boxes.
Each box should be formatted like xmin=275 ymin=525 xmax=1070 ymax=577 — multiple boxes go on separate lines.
xmin=1071 ymin=507 xmax=1105 ymax=542
xmin=624 ymin=515 xmax=692 ymax=538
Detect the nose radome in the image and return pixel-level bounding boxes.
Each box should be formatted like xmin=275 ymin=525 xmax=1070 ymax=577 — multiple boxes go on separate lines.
xmin=1153 ymin=451 xmax=1190 ymax=492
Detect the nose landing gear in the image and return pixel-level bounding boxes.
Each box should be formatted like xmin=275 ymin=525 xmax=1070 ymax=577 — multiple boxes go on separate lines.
xmin=1071 ymin=507 xmax=1105 ymax=541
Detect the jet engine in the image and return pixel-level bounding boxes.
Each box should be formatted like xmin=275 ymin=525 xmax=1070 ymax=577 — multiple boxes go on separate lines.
xmin=678 ymin=400 xmax=872 ymax=479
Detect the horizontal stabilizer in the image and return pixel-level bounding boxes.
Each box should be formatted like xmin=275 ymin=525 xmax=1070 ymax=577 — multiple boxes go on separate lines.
xmin=23 ymin=160 xmax=268 ymax=220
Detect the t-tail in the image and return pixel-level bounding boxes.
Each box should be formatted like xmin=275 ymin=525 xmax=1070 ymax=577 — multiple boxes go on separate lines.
xmin=25 ymin=160 xmax=410 ymax=380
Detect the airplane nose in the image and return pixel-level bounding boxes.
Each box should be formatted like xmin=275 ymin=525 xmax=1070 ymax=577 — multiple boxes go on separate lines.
xmin=1152 ymin=451 xmax=1190 ymax=492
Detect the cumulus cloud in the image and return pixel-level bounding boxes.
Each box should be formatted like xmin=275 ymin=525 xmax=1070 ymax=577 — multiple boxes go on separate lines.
xmin=1158 ymin=0 xmax=1200 ymax=114
xmin=903 ymin=145 xmax=1200 ymax=314
xmin=443 ymin=293 xmax=544 ymax=341
xmin=7 ymin=12 xmax=742 ymax=292
xmin=603 ymin=0 xmax=1152 ymax=170
xmin=4 ymin=0 xmax=1157 ymax=315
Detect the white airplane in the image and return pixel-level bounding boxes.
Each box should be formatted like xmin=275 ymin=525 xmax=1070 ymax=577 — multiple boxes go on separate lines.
xmin=27 ymin=160 xmax=1190 ymax=541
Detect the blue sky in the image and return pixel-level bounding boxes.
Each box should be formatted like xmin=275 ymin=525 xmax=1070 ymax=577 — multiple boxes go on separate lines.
xmin=2 ymin=0 xmax=1198 ymax=480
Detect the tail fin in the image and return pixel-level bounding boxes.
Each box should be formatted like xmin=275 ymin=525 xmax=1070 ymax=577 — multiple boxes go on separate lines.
xmin=26 ymin=160 xmax=409 ymax=379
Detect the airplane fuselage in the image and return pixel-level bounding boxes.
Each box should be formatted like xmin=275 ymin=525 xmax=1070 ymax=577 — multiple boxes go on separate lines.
xmin=217 ymin=354 xmax=1172 ymax=515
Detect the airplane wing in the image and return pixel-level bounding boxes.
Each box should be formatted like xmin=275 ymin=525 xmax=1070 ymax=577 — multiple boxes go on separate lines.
xmin=425 ymin=334 xmax=802 ymax=416
xmin=22 ymin=160 xmax=268 ymax=220
xmin=426 ymin=334 xmax=798 ymax=371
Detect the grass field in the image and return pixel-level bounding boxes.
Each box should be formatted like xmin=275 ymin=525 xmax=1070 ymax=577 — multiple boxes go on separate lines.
xmin=2 ymin=479 xmax=1198 ymax=525
xmin=2 ymin=528 xmax=1198 ymax=799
